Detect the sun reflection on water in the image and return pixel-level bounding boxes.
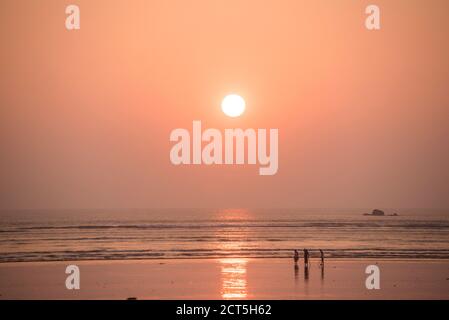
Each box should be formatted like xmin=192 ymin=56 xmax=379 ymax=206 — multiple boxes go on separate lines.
xmin=219 ymin=258 xmax=248 ymax=299
xmin=215 ymin=209 xmax=252 ymax=299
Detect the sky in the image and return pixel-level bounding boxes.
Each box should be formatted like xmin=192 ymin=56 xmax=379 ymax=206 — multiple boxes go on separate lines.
xmin=0 ymin=0 xmax=448 ymax=211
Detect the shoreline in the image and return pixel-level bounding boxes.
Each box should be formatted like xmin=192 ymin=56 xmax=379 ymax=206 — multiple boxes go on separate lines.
xmin=1 ymin=258 xmax=448 ymax=299
xmin=1 ymin=256 xmax=449 ymax=266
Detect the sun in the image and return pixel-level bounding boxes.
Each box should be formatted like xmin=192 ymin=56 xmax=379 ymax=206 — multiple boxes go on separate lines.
xmin=221 ymin=94 xmax=246 ymax=117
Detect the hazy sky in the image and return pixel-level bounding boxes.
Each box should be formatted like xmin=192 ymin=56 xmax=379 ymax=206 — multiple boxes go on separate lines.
xmin=1 ymin=0 xmax=448 ymax=211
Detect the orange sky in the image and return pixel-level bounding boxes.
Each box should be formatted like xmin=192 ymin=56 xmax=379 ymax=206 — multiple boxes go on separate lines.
xmin=1 ymin=0 xmax=448 ymax=210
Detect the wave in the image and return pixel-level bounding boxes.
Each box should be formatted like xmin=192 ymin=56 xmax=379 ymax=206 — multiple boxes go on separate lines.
xmin=2 ymin=220 xmax=449 ymax=232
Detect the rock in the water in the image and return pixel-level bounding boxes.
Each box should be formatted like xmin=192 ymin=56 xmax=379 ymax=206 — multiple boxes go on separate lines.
xmin=371 ymin=209 xmax=385 ymax=216
xmin=364 ymin=209 xmax=386 ymax=216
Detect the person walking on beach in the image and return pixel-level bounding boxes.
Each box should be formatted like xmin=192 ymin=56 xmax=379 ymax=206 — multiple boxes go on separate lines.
xmin=319 ymin=249 xmax=324 ymax=267
xmin=293 ymin=249 xmax=299 ymax=264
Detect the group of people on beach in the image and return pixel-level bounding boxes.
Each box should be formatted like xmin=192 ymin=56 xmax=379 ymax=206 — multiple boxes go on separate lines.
xmin=293 ymin=249 xmax=324 ymax=268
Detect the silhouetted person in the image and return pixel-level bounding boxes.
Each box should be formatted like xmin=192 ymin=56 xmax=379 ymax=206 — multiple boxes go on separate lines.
xmin=293 ymin=249 xmax=299 ymax=264
xmin=319 ymin=249 xmax=324 ymax=267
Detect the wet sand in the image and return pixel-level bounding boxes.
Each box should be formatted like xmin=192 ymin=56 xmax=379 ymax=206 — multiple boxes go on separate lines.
xmin=0 ymin=258 xmax=448 ymax=299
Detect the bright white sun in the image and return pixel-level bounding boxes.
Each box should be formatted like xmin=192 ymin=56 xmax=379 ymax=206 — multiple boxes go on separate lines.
xmin=221 ymin=94 xmax=246 ymax=117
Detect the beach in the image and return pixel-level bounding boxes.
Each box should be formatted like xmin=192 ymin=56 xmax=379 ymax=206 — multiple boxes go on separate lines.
xmin=1 ymin=258 xmax=448 ymax=300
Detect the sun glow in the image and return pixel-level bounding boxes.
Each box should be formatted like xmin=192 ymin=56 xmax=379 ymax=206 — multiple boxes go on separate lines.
xmin=221 ymin=94 xmax=246 ymax=117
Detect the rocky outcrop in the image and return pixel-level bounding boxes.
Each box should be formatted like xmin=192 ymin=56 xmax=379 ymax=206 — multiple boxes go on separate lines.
xmin=363 ymin=209 xmax=399 ymax=216
xmin=363 ymin=209 xmax=385 ymax=216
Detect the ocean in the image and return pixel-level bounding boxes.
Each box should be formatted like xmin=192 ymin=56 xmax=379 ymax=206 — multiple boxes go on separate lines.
xmin=0 ymin=209 xmax=448 ymax=262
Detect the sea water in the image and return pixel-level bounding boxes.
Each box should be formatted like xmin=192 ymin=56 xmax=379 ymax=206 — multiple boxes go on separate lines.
xmin=0 ymin=208 xmax=448 ymax=262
